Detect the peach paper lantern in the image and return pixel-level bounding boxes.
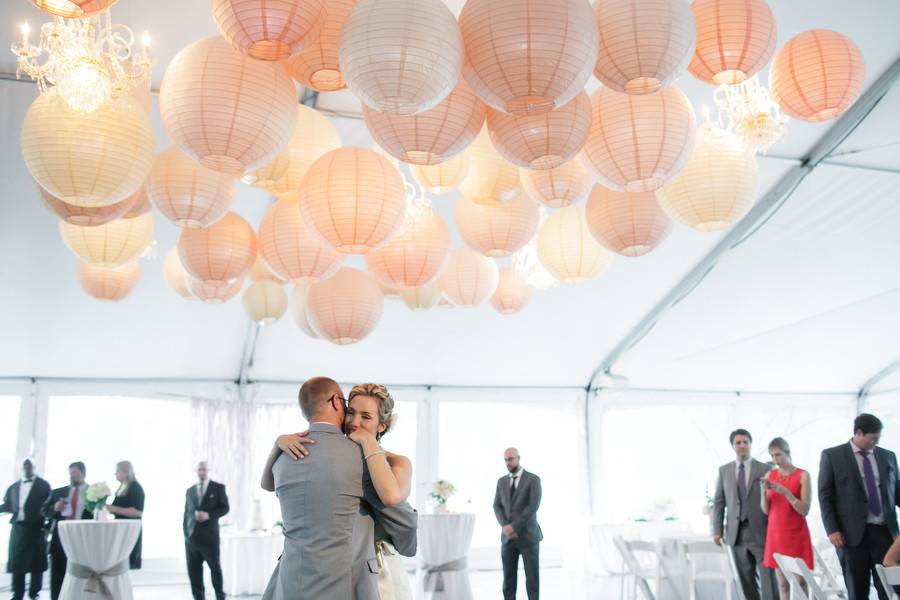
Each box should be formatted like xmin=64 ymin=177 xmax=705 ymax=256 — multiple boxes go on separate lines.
xmin=284 ymin=0 xmax=357 ymax=92
xmin=338 ymin=0 xmax=463 ymax=115
xmin=455 ymin=192 xmax=539 ymax=258
xmin=490 ymin=268 xmax=531 ymax=315
xmin=459 ymin=0 xmax=598 ymax=115
xmin=410 ymin=155 xmax=470 ymax=195
xmin=147 ymin=147 xmax=235 ymax=229
xmin=178 ymin=212 xmax=257 ymax=284
xmin=438 ymin=246 xmax=499 ymax=307
xmin=299 ymin=147 xmax=406 ymax=254
xmin=32 ymin=0 xmax=117 ymax=18
xmin=399 ymin=282 xmax=442 ymax=311
xmin=689 ymin=0 xmax=777 ymax=85
xmin=520 ymin=158 xmax=592 ymax=208
xmin=78 ymin=261 xmax=140 ymax=302
xmin=585 ymin=184 xmax=672 ymax=257
xmin=537 ymin=205 xmax=613 ymax=283
xmin=769 ymin=30 xmax=865 ymax=123
xmin=243 ymin=280 xmax=289 ymax=325
xmin=379 ymin=281 xmax=400 ymax=299
xmin=583 ymin=84 xmax=696 ymax=193
xmin=60 ymin=212 xmax=154 ymax=268
xmin=306 ymin=267 xmax=384 ymax=345
xmin=290 ymin=282 xmax=320 ymax=338
xmin=364 ymin=210 xmax=451 ymax=288
xmin=121 ymin=185 xmax=152 ymax=219
xmin=21 ymin=90 xmax=154 ymax=208
xmin=37 ymin=185 xmax=134 ymax=227
xmin=656 ymin=122 xmax=759 ymax=232
xmin=249 ymin=254 xmax=288 ymax=284
xmin=487 ymin=91 xmax=591 ymax=170
xmin=159 ymin=36 xmax=298 ymax=175
xmin=458 ymin=127 xmax=521 ymax=205
xmin=211 ymin=0 xmax=327 ymax=60
xmin=363 ymin=82 xmax=486 ymax=165
xmin=164 ymin=248 xmax=195 ymax=300
xmin=258 ymin=199 xmax=344 ymax=282
xmin=188 ymin=277 xmax=245 ymax=304
xmin=242 ymin=147 xmax=291 ymax=189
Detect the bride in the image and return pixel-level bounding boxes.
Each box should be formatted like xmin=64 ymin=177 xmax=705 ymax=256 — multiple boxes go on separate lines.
xmin=269 ymin=383 xmax=414 ymax=600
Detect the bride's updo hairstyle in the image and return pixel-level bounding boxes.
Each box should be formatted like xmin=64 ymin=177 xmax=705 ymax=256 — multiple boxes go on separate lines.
xmin=348 ymin=383 xmax=397 ymax=440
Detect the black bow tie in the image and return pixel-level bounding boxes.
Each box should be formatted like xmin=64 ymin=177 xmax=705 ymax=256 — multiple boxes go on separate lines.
xmin=23 ymin=478 xmax=33 ymax=483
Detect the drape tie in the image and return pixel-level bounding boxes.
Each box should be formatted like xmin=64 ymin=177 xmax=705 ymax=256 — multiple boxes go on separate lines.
xmin=66 ymin=559 xmax=129 ymax=599
xmin=422 ymin=556 xmax=467 ymax=592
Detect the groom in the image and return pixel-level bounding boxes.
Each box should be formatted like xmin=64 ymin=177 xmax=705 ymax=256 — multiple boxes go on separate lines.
xmin=262 ymin=376 xmax=417 ymax=599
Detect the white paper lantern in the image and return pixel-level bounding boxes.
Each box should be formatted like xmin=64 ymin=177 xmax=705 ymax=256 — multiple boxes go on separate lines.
xmin=537 ymin=205 xmax=613 ymax=283
xmin=399 ymin=282 xmax=442 ymax=311
xmin=60 ymin=212 xmax=154 ymax=268
xmin=243 ymin=280 xmax=289 ymax=325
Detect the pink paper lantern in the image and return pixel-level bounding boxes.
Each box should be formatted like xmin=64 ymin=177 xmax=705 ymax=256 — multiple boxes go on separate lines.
xmin=257 ymin=199 xmax=344 ymax=282
xmin=410 ymin=155 xmax=470 ymax=195
xmin=520 ymin=158 xmax=593 ymax=208
xmin=585 ymin=184 xmax=672 ymax=257
xmin=121 ymin=186 xmax=152 ymax=219
xmin=178 ymin=212 xmax=257 ymax=285
xmin=146 ymin=147 xmax=235 ymax=229
xmin=32 ymin=0 xmax=117 ymax=18
xmin=211 ymin=0 xmax=327 ymax=60
xmin=188 ymin=277 xmax=245 ymax=304
xmin=78 ymin=261 xmax=140 ymax=302
xmin=438 ymin=246 xmax=499 ymax=307
xmin=37 ymin=184 xmax=135 ymax=227
xmin=284 ymin=0 xmax=358 ymax=92
xmin=364 ymin=210 xmax=451 ymax=289
xmin=490 ymin=268 xmax=532 ymax=314
xmin=249 ymin=254 xmax=288 ymax=285
xmin=290 ymin=282 xmax=320 ymax=338
xmin=455 ymin=192 xmax=539 ymax=258
xmin=306 ymin=267 xmax=384 ymax=345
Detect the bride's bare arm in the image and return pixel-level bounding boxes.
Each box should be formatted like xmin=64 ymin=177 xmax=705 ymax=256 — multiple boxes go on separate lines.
xmin=350 ymin=431 xmax=411 ymax=506
xmin=260 ymin=442 xmax=281 ymax=492
xmin=260 ymin=432 xmax=315 ymax=492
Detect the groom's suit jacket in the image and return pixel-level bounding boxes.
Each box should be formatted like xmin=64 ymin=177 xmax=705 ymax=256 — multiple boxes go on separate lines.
xmin=262 ymin=422 xmax=417 ymax=600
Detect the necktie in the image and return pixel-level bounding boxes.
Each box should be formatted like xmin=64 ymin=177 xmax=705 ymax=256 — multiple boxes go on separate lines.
xmin=510 ymin=475 xmax=518 ymax=498
xmin=69 ymin=487 xmax=79 ymax=520
xmin=859 ymin=451 xmax=883 ymax=516
xmin=737 ymin=463 xmax=749 ymax=521
xmin=197 ymin=483 xmax=204 ymax=504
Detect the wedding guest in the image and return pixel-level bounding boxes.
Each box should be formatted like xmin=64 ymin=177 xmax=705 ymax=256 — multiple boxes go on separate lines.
xmin=819 ymin=413 xmax=900 ymax=600
xmin=0 ymin=459 xmax=51 ymax=600
xmin=184 ymin=461 xmax=230 ymax=600
xmin=713 ymin=429 xmax=778 ymax=600
xmin=109 ymin=460 xmax=145 ymax=569
xmin=760 ymin=437 xmax=813 ymax=600
xmin=493 ymin=447 xmax=542 ymax=600
xmin=42 ymin=461 xmax=91 ymax=600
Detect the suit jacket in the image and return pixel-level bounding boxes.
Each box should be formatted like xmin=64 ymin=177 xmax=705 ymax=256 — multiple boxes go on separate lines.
xmin=713 ymin=459 xmax=770 ymax=547
xmin=261 ymin=423 xmax=418 ymax=600
xmin=1 ymin=477 xmax=51 ymax=525
xmin=494 ymin=470 xmax=543 ymax=546
xmin=183 ymin=480 xmax=229 ymax=548
xmin=818 ymin=442 xmax=900 ymax=547
xmin=1 ymin=477 xmax=51 ymax=574
xmin=41 ymin=485 xmax=93 ymax=554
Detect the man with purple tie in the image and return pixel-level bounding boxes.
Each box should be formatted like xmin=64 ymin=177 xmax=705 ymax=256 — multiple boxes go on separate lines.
xmin=819 ymin=413 xmax=900 ymax=600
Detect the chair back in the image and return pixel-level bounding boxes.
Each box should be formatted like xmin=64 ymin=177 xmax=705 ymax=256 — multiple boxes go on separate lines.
xmin=876 ymin=565 xmax=900 ymax=600
xmin=812 ymin=542 xmax=846 ymax=597
xmin=724 ymin=544 xmax=748 ymax=600
xmin=613 ymin=536 xmax=660 ymax=600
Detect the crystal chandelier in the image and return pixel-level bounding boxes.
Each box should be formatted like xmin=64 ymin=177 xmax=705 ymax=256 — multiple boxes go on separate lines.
xmin=713 ymin=75 xmax=788 ymax=154
xmin=11 ymin=11 xmax=152 ymax=113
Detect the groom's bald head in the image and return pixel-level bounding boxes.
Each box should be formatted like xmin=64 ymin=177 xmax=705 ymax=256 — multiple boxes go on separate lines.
xmin=299 ymin=377 xmax=343 ymax=421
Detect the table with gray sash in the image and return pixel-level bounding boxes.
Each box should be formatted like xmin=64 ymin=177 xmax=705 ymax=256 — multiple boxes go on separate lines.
xmin=416 ymin=512 xmax=475 ymax=600
xmin=57 ymin=519 xmax=142 ymax=600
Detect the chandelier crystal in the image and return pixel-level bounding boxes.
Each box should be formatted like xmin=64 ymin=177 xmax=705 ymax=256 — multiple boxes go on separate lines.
xmin=713 ymin=75 xmax=788 ymax=154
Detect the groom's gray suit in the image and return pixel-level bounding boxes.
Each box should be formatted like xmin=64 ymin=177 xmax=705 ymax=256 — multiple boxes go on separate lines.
xmin=262 ymin=423 xmax=417 ymax=600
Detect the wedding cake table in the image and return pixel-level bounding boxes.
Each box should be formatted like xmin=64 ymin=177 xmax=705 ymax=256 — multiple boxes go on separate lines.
xmin=57 ymin=519 xmax=142 ymax=600
xmin=416 ymin=512 xmax=475 ymax=600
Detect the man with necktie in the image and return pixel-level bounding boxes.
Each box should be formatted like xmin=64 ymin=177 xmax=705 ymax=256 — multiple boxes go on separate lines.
xmin=819 ymin=413 xmax=900 ymax=600
xmin=41 ymin=461 xmax=91 ymax=600
xmin=0 ymin=459 xmax=51 ymax=600
xmin=183 ymin=461 xmax=230 ymax=600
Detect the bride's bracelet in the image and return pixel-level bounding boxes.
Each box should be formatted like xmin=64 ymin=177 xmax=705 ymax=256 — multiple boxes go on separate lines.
xmin=364 ymin=450 xmax=386 ymax=461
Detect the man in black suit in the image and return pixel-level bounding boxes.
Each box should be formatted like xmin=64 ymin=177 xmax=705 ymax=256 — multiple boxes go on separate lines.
xmin=183 ymin=461 xmax=230 ymax=600
xmin=41 ymin=462 xmax=91 ymax=600
xmin=493 ymin=447 xmax=542 ymax=600
xmin=0 ymin=459 xmax=51 ymax=600
xmin=819 ymin=413 xmax=900 ymax=600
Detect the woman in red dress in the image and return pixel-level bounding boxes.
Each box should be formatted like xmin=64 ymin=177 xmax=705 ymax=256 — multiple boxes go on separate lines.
xmin=761 ymin=437 xmax=813 ymax=600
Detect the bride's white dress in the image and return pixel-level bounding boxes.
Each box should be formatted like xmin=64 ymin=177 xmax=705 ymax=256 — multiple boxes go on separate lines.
xmin=377 ymin=541 xmax=413 ymax=600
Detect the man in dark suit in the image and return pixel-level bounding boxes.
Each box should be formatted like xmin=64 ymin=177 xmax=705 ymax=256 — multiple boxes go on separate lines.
xmin=819 ymin=413 xmax=900 ymax=600
xmin=41 ymin=461 xmax=91 ymax=600
xmin=183 ymin=461 xmax=230 ymax=600
xmin=0 ymin=459 xmax=51 ymax=600
xmin=493 ymin=447 xmax=542 ymax=600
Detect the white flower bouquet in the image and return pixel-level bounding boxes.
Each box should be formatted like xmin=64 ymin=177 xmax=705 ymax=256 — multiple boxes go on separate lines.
xmin=430 ymin=480 xmax=456 ymax=507
xmin=84 ymin=482 xmax=112 ymax=513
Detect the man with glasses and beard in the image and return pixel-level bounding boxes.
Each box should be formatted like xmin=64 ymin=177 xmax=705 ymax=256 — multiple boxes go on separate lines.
xmin=494 ymin=448 xmax=542 ymax=600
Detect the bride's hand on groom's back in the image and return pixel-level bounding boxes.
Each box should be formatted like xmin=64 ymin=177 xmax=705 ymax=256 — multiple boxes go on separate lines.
xmin=277 ymin=431 xmax=314 ymax=460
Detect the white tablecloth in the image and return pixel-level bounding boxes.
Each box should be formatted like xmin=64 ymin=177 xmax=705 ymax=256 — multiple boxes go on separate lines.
xmin=416 ymin=513 xmax=475 ymax=600
xmin=58 ymin=520 xmax=142 ymax=600
xmin=220 ymin=531 xmax=284 ymax=596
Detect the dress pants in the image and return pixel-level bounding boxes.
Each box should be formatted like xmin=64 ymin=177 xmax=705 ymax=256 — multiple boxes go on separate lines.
xmin=186 ymin=540 xmax=225 ymax=600
xmin=11 ymin=569 xmax=43 ymax=600
xmin=731 ymin=521 xmax=777 ymax=600
xmin=501 ymin=538 xmax=539 ymax=600
xmin=49 ymin=545 xmax=67 ymax=600
xmin=837 ymin=524 xmax=894 ymax=600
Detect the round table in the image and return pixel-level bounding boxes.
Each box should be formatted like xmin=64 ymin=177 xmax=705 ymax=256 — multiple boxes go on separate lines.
xmin=416 ymin=512 xmax=475 ymax=600
xmin=58 ymin=520 xmax=142 ymax=600
xmin=220 ymin=531 xmax=284 ymax=596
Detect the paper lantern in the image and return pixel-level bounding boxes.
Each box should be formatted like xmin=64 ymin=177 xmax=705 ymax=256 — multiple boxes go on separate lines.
xmin=438 ymin=247 xmax=499 ymax=307
xmin=291 ymin=282 xmax=320 ymax=338
xmin=656 ymin=123 xmax=759 ymax=232
xmin=583 ymin=84 xmax=696 ymax=192
xmin=689 ymin=0 xmax=777 ymax=85
xmin=243 ymin=280 xmax=289 ymax=325
xmin=487 ymin=91 xmax=591 ymax=169
xmin=178 ymin=212 xmax=257 ymax=284
xmin=306 ymin=267 xmax=384 ymax=345
xmin=520 ymin=158 xmax=592 ymax=208
xmin=242 ymin=146 xmax=291 ymax=189
xmin=490 ymin=268 xmax=531 ymax=314
xmin=257 ymin=199 xmax=344 ymax=282
xmin=537 ymin=205 xmax=613 ymax=283
xmin=159 ymin=36 xmax=298 ymax=175
xmin=211 ymin=0 xmax=327 ymax=60
xmin=60 ymin=212 xmax=154 ymax=268
xmin=121 ymin=186 xmax=152 ymax=219
xmin=37 ymin=184 xmax=134 ymax=227
xmin=459 ymin=0 xmax=598 ymax=115
xmin=770 ymin=30 xmax=865 ymax=123
xmin=299 ymin=147 xmax=406 ymax=254
xmin=585 ymin=184 xmax=672 ymax=257
xmin=146 ymin=147 xmax=235 ymax=229
xmin=593 ymin=0 xmax=696 ymax=94
xmin=249 ymin=255 xmax=288 ymax=284
xmin=21 ymin=90 xmax=154 ymax=208
xmin=458 ymin=127 xmax=521 ymax=205
xmin=338 ymin=0 xmax=463 ymax=115
xmin=265 ymin=105 xmax=342 ymax=202
xmin=363 ymin=82 xmax=486 ymax=165
xmin=410 ymin=155 xmax=470 ymax=195
xmin=188 ymin=277 xmax=244 ymax=304
xmin=32 ymin=0 xmax=118 ymax=18
xmin=284 ymin=0 xmax=357 ymax=91
xmin=455 ymin=192 xmax=539 ymax=258
xmin=379 ymin=281 xmax=400 ymax=299
xmin=78 ymin=261 xmax=140 ymax=302
xmin=364 ymin=210 xmax=451 ymax=288
xmin=399 ymin=282 xmax=442 ymax=311
xmin=164 ymin=248 xmax=195 ymax=300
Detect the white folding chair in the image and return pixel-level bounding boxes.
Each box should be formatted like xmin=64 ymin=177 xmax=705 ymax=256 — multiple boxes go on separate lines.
xmin=683 ymin=540 xmax=734 ymax=600
xmin=774 ymin=553 xmax=810 ymax=600
xmin=812 ymin=542 xmax=847 ymax=598
xmin=777 ymin=553 xmax=845 ymax=600
xmin=876 ymin=565 xmax=900 ymax=600
xmin=614 ymin=535 xmax=679 ymax=600
xmin=723 ymin=544 xmax=748 ymax=600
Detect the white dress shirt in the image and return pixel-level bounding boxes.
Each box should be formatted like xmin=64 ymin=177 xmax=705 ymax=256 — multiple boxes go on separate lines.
xmin=849 ymin=439 xmax=884 ymax=524
xmin=18 ymin=478 xmax=34 ymax=521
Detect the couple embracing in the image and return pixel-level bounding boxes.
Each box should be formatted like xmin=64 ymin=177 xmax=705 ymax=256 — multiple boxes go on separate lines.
xmin=260 ymin=377 xmax=417 ymax=600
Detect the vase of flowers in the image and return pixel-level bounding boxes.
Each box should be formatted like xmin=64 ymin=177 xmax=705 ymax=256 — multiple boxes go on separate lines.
xmin=430 ymin=480 xmax=456 ymax=513
xmin=85 ymin=482 xmax=112 ymax=521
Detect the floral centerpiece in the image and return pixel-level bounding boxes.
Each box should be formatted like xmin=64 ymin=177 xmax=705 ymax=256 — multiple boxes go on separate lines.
xmin=702 ymin=483 xmax=715 ymax=516
xmin=431 ymin=480 xmax=456 ymax=513
xmin=84 ymin=482 xmax=112 ymax=519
